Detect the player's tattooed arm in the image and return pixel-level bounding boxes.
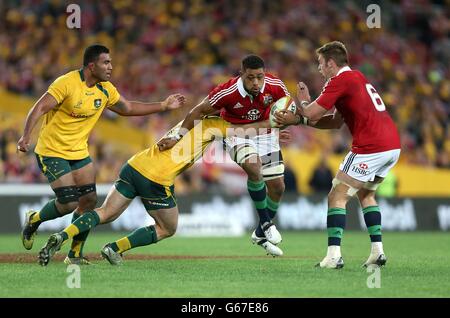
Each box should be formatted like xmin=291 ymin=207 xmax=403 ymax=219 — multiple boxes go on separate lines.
xmin=109 ymin=98 xmax=130 ymax=114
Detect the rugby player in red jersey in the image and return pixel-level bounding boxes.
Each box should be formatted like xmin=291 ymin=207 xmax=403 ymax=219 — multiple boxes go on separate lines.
xmin=159 ymin=55 xmax=290 ymax=256
xmin=275 ymin=41 xmax=401 ymax=268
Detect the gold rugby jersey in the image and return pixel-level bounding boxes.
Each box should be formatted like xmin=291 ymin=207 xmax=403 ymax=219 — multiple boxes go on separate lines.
xmin=128 ymin=117 xmax=230 ymax=186
xmin=35 ymin=69 xmax=120 ymax=159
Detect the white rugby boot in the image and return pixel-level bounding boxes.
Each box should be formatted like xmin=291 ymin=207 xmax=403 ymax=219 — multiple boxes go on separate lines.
xmin=363 ymin=242 xmax=387 ymax=267
xmin=261 ymin=222 xmax=282 ymax=245
xmin=315 ymin=246 xmax=344 ymax=269
xmin=251 ymin=230 xmax=283 ymax=257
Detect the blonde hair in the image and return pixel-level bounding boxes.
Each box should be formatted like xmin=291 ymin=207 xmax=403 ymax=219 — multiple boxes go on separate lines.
xmin=316 ymin=41 xmax=349 ymax=66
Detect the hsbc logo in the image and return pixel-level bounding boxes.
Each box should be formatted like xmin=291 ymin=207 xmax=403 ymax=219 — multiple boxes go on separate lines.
xmin=352 ymin=165 xmax=369 ymax=175
xmin=359 ymin=163 xmax=368 ymax=169
xmin=246 ymin=109 xmax=260 ymax=120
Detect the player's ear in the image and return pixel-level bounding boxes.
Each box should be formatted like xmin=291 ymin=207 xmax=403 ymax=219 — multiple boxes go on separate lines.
xmin=87 ymin=62 xmax=95 ymax=72
xmin=327 ymin=58 xmax=335 ymax=69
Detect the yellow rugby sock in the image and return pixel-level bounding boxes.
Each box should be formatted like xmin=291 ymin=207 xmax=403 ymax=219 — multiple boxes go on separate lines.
xmin=113 ymin=237 xmax=132 ymax=254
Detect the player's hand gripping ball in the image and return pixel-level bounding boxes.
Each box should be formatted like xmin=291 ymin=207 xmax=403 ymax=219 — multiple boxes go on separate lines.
xmin=269 ymin=96 xmax=297 ymax=129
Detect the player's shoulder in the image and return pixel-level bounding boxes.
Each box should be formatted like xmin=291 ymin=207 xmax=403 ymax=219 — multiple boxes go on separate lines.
xmin=215 ymin=76 xmax=239 ymax=91
xmin=99 ymin=80 xmax=118 ymax=91
xmin=52 ymin=70 xmax=79 ymax=84
xmin=264 ymin=73 xmax=282 ymax=81
xmin=209 ymin=76 xmax=239 ymax=99
xmin=334 ymin=68 xmax=366 ymax=82
xmin=96 ymin=80 xmax=119 ymax=99
xmin=264 ymin=73 xmax=287 ymax=87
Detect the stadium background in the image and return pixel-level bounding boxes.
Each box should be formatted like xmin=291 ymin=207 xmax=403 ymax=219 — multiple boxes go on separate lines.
xmin=0 ymin=0 xmax=449 ymax=298
xmin=1 ymin=0 xmax=449 ymax=226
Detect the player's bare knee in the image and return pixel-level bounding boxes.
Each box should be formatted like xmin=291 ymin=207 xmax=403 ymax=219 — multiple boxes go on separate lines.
xmin=155 ymin=224 xmax=176 ymax=240
xmin=165 ymin=225 xmax=177 ymax=238
xmin=358 ymin=192 xmax=378 ymax=208
xmin=328 ymin=188 xmax=348 ymax=207
xmin=242 ymin=161 xmax=262 ymax=181
xmin=54 ymin=185 xmax=79 ymax=213
xmin=55 ymin=201 xmax=78 ymax=214
xmin=267 ymin=180 xmax=285 ymax=201
xmin=328 ymin=196 xmax=347 ymax=208
xmin=77 ymin=183 xmax=97 ymax=211
xmin=78 ymin=192 xmax=97 ymax=211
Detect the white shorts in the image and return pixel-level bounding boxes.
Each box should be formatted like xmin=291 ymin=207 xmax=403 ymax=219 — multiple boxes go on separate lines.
xmin=339 ymin=149 xmax=401 ymax=183
xmin=224 ymin=131 xmax=284 ymax=180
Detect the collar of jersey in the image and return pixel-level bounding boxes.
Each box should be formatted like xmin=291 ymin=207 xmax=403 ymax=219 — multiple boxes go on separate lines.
xmin=78 ymin=68 xmax=85 ymax=81
xmin=237 ymin=77 xmax=266 ymax=98
xmin=336 ymin=66 xmax=352 ymax=77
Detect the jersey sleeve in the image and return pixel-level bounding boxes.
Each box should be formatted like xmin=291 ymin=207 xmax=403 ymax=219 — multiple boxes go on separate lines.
xmin=47 ymin=75 xmax=69 ymax=104
xmin=315 ymin=76 xmax=346 ymax=110
xmin=274 ymin=79 xmax=290 ymax=99
xmin=208 ymin=83 xmax=231 ymax=110
xmin=104 ymin=82 xmax=121 ymax=107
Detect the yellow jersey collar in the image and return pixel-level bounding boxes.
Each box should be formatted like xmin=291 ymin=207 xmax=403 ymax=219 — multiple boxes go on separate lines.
xmin=78 ymin=68 xmax=85 ymax=82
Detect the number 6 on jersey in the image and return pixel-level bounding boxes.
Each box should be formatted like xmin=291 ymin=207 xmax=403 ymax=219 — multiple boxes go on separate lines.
xmin=365 ymin=83 xmax=386 ymax=111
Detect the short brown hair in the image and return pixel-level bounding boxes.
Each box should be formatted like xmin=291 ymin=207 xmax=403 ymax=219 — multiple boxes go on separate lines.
xmin=316 ymin=41 xmax=348 ymax=66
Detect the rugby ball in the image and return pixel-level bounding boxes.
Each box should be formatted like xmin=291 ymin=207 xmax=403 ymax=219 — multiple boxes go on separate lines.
xmin=269 ymin=96 xmax=297 ymax=128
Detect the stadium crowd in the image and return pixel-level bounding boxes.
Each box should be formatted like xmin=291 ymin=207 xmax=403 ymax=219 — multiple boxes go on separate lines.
xmin=1 ymin=0 xmax=449 ymax=188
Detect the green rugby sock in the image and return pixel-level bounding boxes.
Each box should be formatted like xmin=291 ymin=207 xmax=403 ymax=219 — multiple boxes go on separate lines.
xmin=35 ymin=199 xmax=62 ymax=224
xmin=363 ymin=206 xmax=382 ymax=242
xmin=267 ymin=196 xmax=280 ymax=220
xmin=61 ymin=211 xmax=100 ymax=241
xmin=327 ymin=208 xmax=346 ymax=246
xmin=247 ymin=180 xmax=271 ymax=225
xmin=110 ymin=226 xmax=158 ymax=253
xmin=68 ymin=212 xmax=91 ymax=258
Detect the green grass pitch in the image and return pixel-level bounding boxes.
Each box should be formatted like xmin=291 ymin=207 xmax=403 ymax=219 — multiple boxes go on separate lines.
xmin=0 ymin=231 xmax=449 ymax=297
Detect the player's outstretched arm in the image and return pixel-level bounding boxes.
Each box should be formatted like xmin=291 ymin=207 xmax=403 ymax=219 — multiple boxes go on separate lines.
xmin=157 ymin=97 xmax=217 ymax=151
xmin=17 ymin=93 xmax=58 ymax=152
xmin=109 ymin=94 xmax=186 ymax=116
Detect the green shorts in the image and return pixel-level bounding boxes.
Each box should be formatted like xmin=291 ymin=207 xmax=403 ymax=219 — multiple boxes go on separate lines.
xmin=115 ymin=163 xmax=177 ymax=211
xmin=35 ymin=154 xmax=92 ymax=183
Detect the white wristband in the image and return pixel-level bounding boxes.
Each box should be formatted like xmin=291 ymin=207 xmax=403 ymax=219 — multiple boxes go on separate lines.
xmin=300 ymin=100 xmax=309 ymax=107
xmin=296 ymin=115 xmax=308 ymax=126
xmin=302 ymin=116 xmax=309 ymax=125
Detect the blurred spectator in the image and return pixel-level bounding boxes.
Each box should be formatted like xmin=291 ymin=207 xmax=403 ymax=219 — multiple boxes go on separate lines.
xmin=376 ymin=171 xmax=398 ymax=198
xmin=284 ymin=162 xmax=299 ymax=193
xmin=1 ymin=0 xmax=449 ymax=186
xmin=309 ymin=157 xmax=333 ymax=194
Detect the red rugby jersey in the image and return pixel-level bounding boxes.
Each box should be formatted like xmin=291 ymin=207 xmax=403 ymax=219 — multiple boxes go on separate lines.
xmin=208 ymin=73 xmax=289 ymax=124
xmin=316 ymin=66 xmax=401 ymax=154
